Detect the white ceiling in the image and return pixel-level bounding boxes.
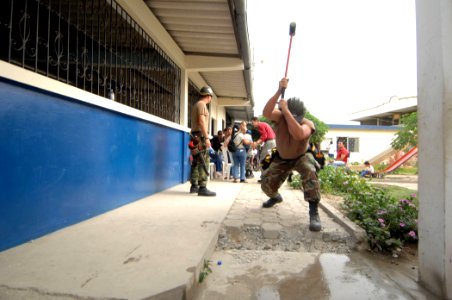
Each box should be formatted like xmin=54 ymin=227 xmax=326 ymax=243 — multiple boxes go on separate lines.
xmin=144 ymin=0 xmax=254 ymax=121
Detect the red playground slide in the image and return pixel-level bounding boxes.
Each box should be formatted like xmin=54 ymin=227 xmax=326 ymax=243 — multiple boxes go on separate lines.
xmin=379 ymin=146 xmax=418 ymax=174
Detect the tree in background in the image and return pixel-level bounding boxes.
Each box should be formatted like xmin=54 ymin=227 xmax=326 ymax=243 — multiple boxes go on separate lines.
xmin=391 ymin=112 xmax=418 ymax=150
xmin=257 ymin=112 xmax=328 ymax=145
xmin=305 ymin=111 xmax=328 ymax=146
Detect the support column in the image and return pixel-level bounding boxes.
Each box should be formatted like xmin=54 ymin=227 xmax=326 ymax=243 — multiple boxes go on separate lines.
xmin=179 ymin=69 xmax=188 ymax=127
xmin=416 ymin=0 xmax=452 ymax=298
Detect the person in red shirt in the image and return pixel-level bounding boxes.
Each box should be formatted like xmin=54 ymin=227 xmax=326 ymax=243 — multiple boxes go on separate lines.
xmin=251 ymin=117 xmax=276 ymax=163
xmin=336 ymin=141 xmax=349 ymax=164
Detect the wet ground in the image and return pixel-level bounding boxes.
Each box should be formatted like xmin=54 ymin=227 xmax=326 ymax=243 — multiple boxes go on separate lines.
xmin=193 ymin=249 xmax=438 ymax=300
xmin=193 ymin=174 xmax=439 ymax=300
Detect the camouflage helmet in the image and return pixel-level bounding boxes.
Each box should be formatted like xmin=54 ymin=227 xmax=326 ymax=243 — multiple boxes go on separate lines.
xmin=200 ymin=86 xmax=213 ymax=96
xmin=287 ymin=97 xmax=306 ymax=122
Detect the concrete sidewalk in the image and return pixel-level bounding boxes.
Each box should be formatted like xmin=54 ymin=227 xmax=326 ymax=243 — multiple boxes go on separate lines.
xmin=0 ymin=181 xmax=242 ymax=300
xmin=0 ymin=176 xmax=438 ymax=300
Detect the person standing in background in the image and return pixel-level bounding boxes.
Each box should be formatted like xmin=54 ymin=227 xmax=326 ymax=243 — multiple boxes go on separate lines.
xmin=327 ymin=141 xmax=335 ymax=159
xmin=231 ymin=122 xmax=251 ymax=183
xmin=251 ymin=117 xmax=276 ymax=164
xmin=222 ymin=127 xmax=233 ymax=179
xmin=189 ymin=86 xmax=216 ymax=196
xmin=210 ymin=130 xmax=224 ymax=178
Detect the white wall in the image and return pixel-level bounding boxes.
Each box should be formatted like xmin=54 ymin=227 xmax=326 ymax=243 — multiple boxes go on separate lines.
xmin=209 ymin=100 xmax=227 ymax=135
xmin=325 ymin=128 xmax=398 ymax=163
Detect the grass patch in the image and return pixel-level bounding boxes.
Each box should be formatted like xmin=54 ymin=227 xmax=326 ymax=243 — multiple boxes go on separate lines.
xmin=375 ymin=185 xmax=418 ymax=203
xmin=391 ymin=166 xmax=418 ymax=175
xmin=374 ymin=165 xmax=418 ymax=175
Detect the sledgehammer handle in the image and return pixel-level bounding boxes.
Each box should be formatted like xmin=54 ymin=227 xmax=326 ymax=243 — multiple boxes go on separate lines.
xmin=281 ymin=22 xmax=296 ymax=99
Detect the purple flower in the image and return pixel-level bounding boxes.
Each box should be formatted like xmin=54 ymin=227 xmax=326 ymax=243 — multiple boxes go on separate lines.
xmin=399 ymin=222 xmax=405 ymax=227
xmin=378 ymin=218 xmax=385 ymax=223
xmin=376 ymin=210 xmax=387 ymax=215
xmin=411 ymin=193 xmax=417 ymax=198
xmin=408 ymin=231 xmax=416 ymax=237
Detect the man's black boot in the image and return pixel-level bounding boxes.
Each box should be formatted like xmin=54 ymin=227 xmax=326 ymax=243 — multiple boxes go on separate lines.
xmin=190 ymin=185 xmax=199 ymax=193
xmin=262 ymin=194 xmax=283 ymax=208
xmin=309 ymin=201 xmax=322 ymax=232
xmin=198 ymin=186 xmax=216 ymax=197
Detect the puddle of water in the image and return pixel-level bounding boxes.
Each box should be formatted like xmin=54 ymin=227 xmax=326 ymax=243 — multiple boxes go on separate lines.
xmin=278 ymin=257 xmax=329 ymax=300
xmin=256 ymin=285 xmax=280 ymax=300
xmin=319 ymin=253 xmax=408 ymax=299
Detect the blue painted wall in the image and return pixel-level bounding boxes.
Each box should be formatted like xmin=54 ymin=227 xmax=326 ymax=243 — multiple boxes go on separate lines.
xmin=0 ymin=78 xmax=190 ymax=251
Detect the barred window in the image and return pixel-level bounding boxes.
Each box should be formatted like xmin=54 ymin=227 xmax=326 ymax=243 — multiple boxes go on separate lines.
xmin=337 ymin=137 xmax=359 ymax=153
xmin=348 ymin=138 xmax=359 ymax=152
xmin=0 ymin=0 xmax=181 ymax=123
xmin=187 ymin=81 xmax=199 ymax=129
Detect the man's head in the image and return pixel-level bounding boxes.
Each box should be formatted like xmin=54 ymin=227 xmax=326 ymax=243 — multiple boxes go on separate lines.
xmin=199 ymin=85 xmax=213 ymax=104
xmin=338 ymin=141 xmax=345 ymax=149
xmin=251 ymin=117 xmax=260 ymax=128
xmin=224 ymin=127 xmax=232 ymax=134
xmin=217 ymin=130 xmax=223 ymax=136
xmin=239 ymin=121 xmax=248 ymax=132
xmin=199 ymin=86 xmax=213 ymax=102
xmin=287 ymin=97 xmax=306 ymax=122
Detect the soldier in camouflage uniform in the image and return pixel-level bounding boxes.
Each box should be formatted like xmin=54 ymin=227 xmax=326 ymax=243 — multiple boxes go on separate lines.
xmin=260 ymin=77 xmax=322 ymax=231
xmin=189 ymin=86 xmax=216 ymax=197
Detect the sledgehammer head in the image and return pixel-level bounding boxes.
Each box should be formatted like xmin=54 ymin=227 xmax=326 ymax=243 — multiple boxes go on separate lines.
xmin=289 ymin=22 xmax=296 ymax=36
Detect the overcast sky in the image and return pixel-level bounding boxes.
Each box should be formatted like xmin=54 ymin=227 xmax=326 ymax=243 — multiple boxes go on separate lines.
xmin=246 ymin=0 xmax=417 ymax=124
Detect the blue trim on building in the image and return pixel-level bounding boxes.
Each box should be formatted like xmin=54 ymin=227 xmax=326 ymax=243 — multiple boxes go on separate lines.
xmin=327 ymin=124 xmax=402 ymax=130
xmin=0 ymin=78 xmax=190 ymax=251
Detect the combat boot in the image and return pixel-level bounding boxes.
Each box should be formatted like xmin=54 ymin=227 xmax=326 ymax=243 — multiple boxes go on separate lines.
xmin=190 ymin=184 xmax=199 ymax=193
xmin=198 ymin=186 xmax=216 ymax=197
xmin=262 ymin=194 xmax=283 ymax=208
xmin=309 ymin=201 xmax=322 ymax=232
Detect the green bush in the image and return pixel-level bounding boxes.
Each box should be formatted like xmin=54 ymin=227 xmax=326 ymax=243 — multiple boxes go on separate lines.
xmin=290 ymin=166 xmax=418 ymax=253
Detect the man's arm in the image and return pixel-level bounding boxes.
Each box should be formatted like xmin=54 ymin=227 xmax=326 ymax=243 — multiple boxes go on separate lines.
xmin=338 ymin=150 xmax=346 ymax=161
xmin=263 ymin=78 xmax=288 ymax=122
xmin=198 ymin=113 xmax=211 ymax=147
xmin=255 ymin=125 xmax=267 ymax=145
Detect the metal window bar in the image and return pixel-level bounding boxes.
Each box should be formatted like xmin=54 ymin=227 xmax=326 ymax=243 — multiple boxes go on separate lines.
xmin=0 ymin=0 xmax=181 ymax=123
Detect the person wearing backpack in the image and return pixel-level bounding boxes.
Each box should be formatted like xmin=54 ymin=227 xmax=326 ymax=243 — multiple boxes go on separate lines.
xmin=230 ymin=122 xmax=252 ymax=183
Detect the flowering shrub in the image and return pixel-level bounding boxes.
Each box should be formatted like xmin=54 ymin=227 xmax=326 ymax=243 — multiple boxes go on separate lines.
xmin=290 ymin=166 xmax=418 ymax=253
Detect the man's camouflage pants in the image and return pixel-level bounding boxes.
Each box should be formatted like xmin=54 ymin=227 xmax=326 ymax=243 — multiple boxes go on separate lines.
xmin=190 ymin=140 xmax=210 ymax=188
xmin=261 ymin=152 xmax=321 ymax=203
